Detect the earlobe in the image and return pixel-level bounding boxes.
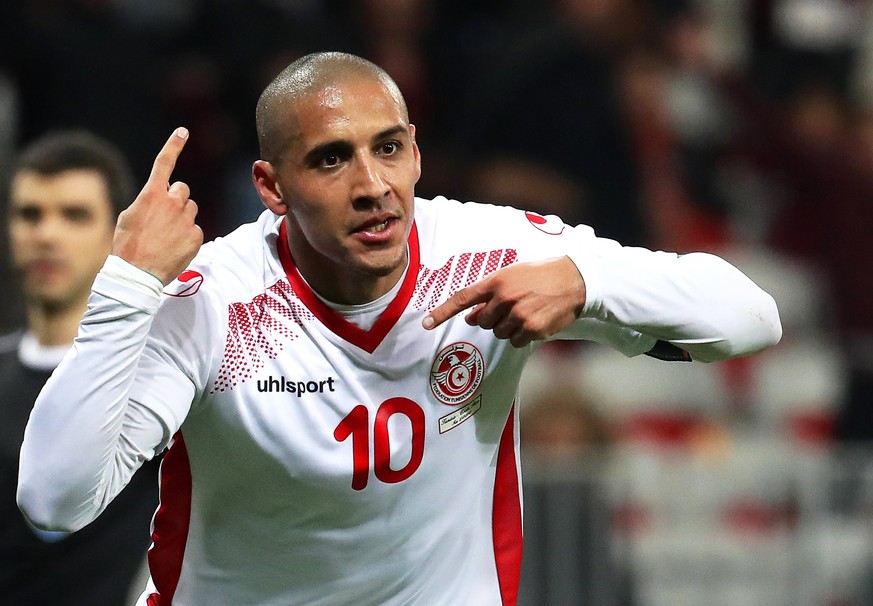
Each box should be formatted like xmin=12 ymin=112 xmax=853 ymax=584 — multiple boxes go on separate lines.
xmin=252 ymin=160 xmax=288 ymax=216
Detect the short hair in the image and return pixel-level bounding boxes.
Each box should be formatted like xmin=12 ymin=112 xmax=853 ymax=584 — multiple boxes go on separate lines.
xmin=10 ymin=130 xmax=135 ymax=220
xmin=255 ymin=51 xmax=408 ymax=165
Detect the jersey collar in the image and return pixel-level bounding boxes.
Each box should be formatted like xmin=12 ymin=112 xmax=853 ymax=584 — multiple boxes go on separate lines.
xmin=276 ymin=220 xmax=420 ymax=353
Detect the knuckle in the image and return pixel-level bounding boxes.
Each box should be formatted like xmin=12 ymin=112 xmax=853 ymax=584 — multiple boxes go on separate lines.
xmin=155 ymin=156 xmax=173 ymax=174
xmin=526 ymin=318 xmax=548 ymax=337
xmin=486 ymin=271 xmax=504 ymax=286
xmin=493 ymin=325 xmax=512 ymax=339
xmin=453 ymin=289 xmax=472 ymax=308
xmin=510 ymin=335 xmax=530 ymax=348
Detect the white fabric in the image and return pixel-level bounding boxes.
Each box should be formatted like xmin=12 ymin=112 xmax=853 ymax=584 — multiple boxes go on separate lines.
xmin=18 ymin=331 xmax=71 ymax=372
xmin=18 ymin=197 xmax=781 ymax=606
xmin=314 ymin=260 xmax=408 ymax=330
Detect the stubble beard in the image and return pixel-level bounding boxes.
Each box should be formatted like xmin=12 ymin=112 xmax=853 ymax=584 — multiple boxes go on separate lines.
xmin=22 ymin=272 xmax=91 ymax=317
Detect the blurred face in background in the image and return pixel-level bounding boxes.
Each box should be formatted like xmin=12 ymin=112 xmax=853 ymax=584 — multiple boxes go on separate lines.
xmin=8 ymin=169 xmax=115 ymax=312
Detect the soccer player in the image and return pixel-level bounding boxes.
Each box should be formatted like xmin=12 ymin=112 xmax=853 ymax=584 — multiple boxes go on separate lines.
xmin=18 ymin=52 xmax=782 ymax=605
xmin=2 ymin=131 xmax=159 ymax=604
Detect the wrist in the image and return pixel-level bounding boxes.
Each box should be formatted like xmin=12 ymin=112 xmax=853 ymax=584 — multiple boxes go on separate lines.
xmin=101 ymin=255 xmax=165 ymax=297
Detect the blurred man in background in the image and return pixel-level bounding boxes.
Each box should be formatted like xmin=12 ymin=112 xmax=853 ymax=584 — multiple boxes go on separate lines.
xmin=0 ymin=131 xmax=158 ymax=604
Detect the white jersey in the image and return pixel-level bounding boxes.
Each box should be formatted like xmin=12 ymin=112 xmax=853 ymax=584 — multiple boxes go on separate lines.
xmin=17 ymin=197 xmax=781 ymax=605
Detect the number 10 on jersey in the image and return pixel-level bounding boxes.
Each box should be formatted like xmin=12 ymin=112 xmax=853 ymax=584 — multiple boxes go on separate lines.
xmin=333 ymin=397 xmax=426 ymax=490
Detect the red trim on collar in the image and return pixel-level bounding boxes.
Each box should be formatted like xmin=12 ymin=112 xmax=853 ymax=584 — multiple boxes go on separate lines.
xmin=276 ymin=220 xmax=419 ymax=353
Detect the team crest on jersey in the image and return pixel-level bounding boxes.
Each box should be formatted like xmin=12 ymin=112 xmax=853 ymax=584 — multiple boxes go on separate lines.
xmin=430 ymin=342 xmax=485 ymax=406
xmin=164 ymin=269 xmax=204 ymax=297
xmin=525 ymin=211 xmax=565 ymax=235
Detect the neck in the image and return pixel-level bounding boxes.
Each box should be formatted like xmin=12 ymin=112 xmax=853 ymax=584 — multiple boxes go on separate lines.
xmin=301 ymin=258 xmax=408 ymax=305
xmin=26 ymin=300 xmax=88 ymax=347
xmin=280 ymin=220 xmax=410 ymax=305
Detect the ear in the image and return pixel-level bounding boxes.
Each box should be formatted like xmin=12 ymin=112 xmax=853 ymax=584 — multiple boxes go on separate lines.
xmin=252 ymin=160 xmax=288 ymax=216
xmin=409 ymin=124 xmax=422 ymax=184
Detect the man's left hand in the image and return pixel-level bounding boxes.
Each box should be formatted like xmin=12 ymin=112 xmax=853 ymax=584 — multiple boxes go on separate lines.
xmin=422 ymin=257 xmax=587 ymax=347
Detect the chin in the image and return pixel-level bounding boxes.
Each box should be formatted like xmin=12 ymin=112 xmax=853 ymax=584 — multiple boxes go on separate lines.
xmin=355 ymin=262 xmax=400 ymax=280
xmin=366 ymin=250 xmax=409 ymax=277
xmin=27 ymin=289 xmax=76 ymax=311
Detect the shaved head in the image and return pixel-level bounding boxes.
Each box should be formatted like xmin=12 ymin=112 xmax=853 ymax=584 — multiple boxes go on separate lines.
xmin=256 ymin=52 xmax=408 ymax=165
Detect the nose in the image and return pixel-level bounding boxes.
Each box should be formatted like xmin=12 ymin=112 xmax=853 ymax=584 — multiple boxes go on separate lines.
xmin=350 ymin=154 xmax=389 ymax=204
xmin=32 ymin=214 xmax=64 ymax=242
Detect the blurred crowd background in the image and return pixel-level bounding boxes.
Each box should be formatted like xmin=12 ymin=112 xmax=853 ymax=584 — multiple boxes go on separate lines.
xmin=3 ymin=0 xmax=873 ymax=604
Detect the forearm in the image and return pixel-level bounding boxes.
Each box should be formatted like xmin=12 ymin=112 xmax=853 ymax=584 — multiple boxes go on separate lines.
xmin=570 ymin=242 xmax=782 ymax=361
xmin=17 ymin=257 xmax=171 ymax=531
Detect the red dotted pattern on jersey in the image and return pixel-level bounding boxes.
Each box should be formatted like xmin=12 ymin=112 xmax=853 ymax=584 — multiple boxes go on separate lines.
xmin=413 ymin=248 xmax=518 ymax=311
xmin=210 ymin=280 xmax=313 ymax=394
xmin=484 ymin=250 xmax=505 ymax=275
xmin=450 ymin=253 xmax=472 ymax=294
xmin=414 ymin=258 xmax=453 ymax=309
xmin=468 ymin=252 xmax=487 ymax=287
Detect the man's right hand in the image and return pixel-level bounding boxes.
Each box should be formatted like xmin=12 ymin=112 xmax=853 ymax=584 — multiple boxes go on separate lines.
xmin=112 ymin=127 xmax=203 ymax=285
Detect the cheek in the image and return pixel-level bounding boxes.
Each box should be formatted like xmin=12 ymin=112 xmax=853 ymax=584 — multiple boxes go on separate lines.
xmin=8 ymin=226 xmax=34 ymax=258
xmin=72 ymin=225 xmax=114 ymax=254
xmin=94 ymin=228 xmax=115 ymax=251
xmin=293 ymin=195 xmax=343 ymax=231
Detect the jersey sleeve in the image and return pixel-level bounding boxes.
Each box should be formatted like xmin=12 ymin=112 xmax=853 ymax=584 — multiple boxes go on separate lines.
xmin=17 ymin=256 xmax=219 ymax=532
xmin=551 ymin=222 xmax=782 ymax=362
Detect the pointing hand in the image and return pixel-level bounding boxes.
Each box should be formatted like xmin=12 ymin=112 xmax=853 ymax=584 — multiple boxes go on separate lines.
xmin=112 ymin=128 xmax=204 ymax=285
xmin=422 ymin=257 xmax=587 ymax=347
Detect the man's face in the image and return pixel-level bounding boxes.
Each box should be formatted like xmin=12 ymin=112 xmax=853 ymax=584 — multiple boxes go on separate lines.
xmin=8 ymin=169 xmax=115 ymax=311
xmin=273 ymin=77 xmax=421 ymax=303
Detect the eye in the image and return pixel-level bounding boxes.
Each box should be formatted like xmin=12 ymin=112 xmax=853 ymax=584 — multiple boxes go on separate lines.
xmin=322 ymin=155 xmax=341 ymax=168
xmin=379 ymin=141 xmax=401 ymax=156
xmin=63 ymin=207 xmax=94 ymax=223
xmin=12 ymin=205 xmax=41 ymax=224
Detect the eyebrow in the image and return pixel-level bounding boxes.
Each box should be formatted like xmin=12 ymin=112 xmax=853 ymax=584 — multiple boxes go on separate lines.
xmin=11 ymin=199 xmax=96 ymax=210
xmin=302 ymin=125 xmax=408 ymax=166
xmin=373 ymin=125 xmax=407 ymax=141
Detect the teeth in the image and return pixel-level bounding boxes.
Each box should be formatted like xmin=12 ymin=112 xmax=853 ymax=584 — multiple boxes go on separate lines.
xmin=371 ymin=221 xmax=388 ymax=233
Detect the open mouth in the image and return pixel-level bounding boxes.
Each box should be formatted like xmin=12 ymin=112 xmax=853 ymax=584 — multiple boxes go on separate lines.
xmin=354 ymin=216 xmax=395 ymax=236
xmin=368 ymin=220 xmax=389 ymax=233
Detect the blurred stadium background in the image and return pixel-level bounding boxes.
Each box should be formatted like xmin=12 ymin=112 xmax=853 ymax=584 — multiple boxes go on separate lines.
xmin=4 ymin=0 xmax=873 ymax=604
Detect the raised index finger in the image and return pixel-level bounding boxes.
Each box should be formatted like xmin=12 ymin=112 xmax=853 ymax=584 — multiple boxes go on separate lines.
xmin=147 ymin=127 xmax=189 ymax=188
xmin=422 ymin=280 xmax=491 ymax=330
